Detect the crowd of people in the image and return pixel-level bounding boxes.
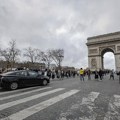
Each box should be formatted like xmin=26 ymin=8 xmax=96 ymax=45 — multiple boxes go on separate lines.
xmin=37 ymin=69 xmax=79 ymax=80
xmin=79 ymin=68 xmax=120 ymax=82
xmin=42 ymin=67 xmax=119 ymax=81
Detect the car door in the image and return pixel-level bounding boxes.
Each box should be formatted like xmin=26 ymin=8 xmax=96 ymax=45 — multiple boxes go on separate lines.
xmin=27 ymin=71 xmax=38 ymax=85
xmin=35 ymin=74 xmax=43 ymax=85
xmin=19 ymin=71 xmax=32 ymax=86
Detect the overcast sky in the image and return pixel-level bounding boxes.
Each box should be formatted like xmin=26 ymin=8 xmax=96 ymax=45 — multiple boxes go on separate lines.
xmin=0 ymin=0 xmax=120 ymax=69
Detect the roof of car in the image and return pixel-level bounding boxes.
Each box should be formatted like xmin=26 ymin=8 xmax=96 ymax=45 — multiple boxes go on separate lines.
xmin=1 ymin=70 xmax=35 ymax=75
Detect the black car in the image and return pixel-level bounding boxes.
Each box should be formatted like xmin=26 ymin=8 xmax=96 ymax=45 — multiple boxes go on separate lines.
xmin=0 ymin=70 xmax=50 ymax=90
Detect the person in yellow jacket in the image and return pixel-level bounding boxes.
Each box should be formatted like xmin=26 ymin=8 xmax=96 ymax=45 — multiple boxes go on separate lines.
xmin=79 ymin=68 xmax=84 ymax=81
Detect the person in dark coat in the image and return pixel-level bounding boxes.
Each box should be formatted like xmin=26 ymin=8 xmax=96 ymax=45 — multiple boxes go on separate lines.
xmin=99 ymin=69 xmax=103 ymax=80
xmin=94 ymin=70 xmax=99 ymax=80
xmin=87 ymin=69 xmax=91 ymax=80
xmin=47 ymin=69 xmax=51 ymax=79
xmin=119 ymin=71 xmax=120 ymax=84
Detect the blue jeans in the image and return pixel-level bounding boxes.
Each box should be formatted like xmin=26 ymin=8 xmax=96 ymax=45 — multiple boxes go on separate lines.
xmin=80 ymin=74 xmax=84 ymax=81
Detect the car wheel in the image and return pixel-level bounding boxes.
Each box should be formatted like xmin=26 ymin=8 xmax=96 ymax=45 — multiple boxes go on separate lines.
xmin=42 ymin=79 xmax=48 ymax=86
xmin=9 ymin=82 xmax=18 ymax=90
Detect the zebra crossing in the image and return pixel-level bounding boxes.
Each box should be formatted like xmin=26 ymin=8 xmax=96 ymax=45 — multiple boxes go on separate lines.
xmin=0 ymin=86 xmax=120 ymax=120
xmin=58 ymin=93 xmax=120 ymax=120
xmin=0 ymin=87 xmax=52 ymax=101
xmin=104 ymin=95 xmax=120 ymax=120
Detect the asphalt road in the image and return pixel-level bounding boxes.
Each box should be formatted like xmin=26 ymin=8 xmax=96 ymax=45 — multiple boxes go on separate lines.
xmin=0 ymin=74 xmax=120 ymax=120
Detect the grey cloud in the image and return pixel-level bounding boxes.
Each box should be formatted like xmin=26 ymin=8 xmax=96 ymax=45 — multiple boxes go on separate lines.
xmin=0 ymin=0 xmax=120 ymax=69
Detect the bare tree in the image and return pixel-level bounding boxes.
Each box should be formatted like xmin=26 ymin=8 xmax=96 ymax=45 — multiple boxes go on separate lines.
xmin=0 ymin=40 xmax=20 ymax=68
xmin=36 ymin=50 xmax=44 ymax=63
xmin=9 ymin=40 xmax=21 ymax=67
xmin=0 ymin=48 xmax=11 ymax=68
xmin=41 ymin=50 xmax=53 ymax=69
xmin=49 ymin=49 xmax=64 ymax=69
xmin=23 ymin=47 xmax=40 ymax=64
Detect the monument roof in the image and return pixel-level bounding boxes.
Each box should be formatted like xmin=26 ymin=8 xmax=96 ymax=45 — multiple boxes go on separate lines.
xmin=87 ymin=31 xmax=120 ymax=40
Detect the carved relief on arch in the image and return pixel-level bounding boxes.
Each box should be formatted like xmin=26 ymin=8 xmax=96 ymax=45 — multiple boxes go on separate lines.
xmin=91 ymin=58 xmax=97 ymax=68
xmin=99 ymin=45 xmax=115 ymax=55
xmin=117 ymin=46 xmax=120 ymax=51
xmin=89 ymin=49 xmax=98 ymax=54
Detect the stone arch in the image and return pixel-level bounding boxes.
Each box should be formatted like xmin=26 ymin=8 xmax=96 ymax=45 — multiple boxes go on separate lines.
xmin=101 ymin=48 xmax=115 ymax=69
xmin=101 ymin=47 xmax=114 ymax=56
xmin=86 ymin=31 xmax=120 ymax=71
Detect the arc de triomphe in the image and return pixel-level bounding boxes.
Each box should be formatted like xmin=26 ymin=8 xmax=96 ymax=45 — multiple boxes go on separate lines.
xmin=86 ymin=31 xmax=120 ymax=71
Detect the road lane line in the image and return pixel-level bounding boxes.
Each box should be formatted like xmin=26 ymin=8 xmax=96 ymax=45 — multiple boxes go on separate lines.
xmin=78 ymin=92 xmax=99 ymax=120
xmin=58 ymin=92 xmax=100 ymax=120
xmin=81 ymin=92 xmax=99 ymax=104
xmin=2 ymin=89 xmax=79 ymax=120
xmin=0 ymin=88 xmax=64 ymax=111
xmin=0 ymin=86 xmax=42 ymax=96
xmin=104 ymin=94 xmax=120 ymax=120
xmin=0 ymin=87 xmax=51 ymax=101
xmin=113 ymin=95 xmax=120 ymax=107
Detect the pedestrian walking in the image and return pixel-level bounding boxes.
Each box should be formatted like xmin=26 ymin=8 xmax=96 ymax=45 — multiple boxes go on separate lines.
xmin=99 ymin=69 xmax=103 ymax=80
xmin=51 ymin=69 xmax=55 ymax=79
xmin=44 ymin=69 xmax=47 ymax=76
xmin=109 ymin=70 xmax=114 ymax=80
xmin=119 ymin=71 xmax=120 ymax=84
xmin=47 ymin=69 xmax=51 ymax=79
xmin=73 ymin=71 xmax=76 ymax=78
xmin=79 ymin=68 xmax=84 ymax=81
xmin=61 ymin=70 xmax=64 ymax=80
xmin=87 ymin=69 xmax=91 ymax=80
xmin=94 ymin=70 xmax=99 ymax=80
xmin=58 ymin=70 xmax=61 ymax=79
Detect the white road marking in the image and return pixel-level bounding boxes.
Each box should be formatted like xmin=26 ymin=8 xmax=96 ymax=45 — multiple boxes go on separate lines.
xmin=0 ymin=88 xmax=64 ymax=111
xmin=2 ymin=90 xmax=79 ymax=120
xmin=79 ymin=92 xmax=99 ymax=120
xmin=81 ymin=92 xmax=99 ymax=105
xmin=0 ymin=86 xmax=41 ymax=96
xmin=0 ymin=87 xmax=51 ymax=101
xmin=104 ymin=94 xmax=120 ymax=120
xmin=113 ymin=95 xmax=120 ymax=107
xmin=58 ymin=92 xmax=99 ymax=120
